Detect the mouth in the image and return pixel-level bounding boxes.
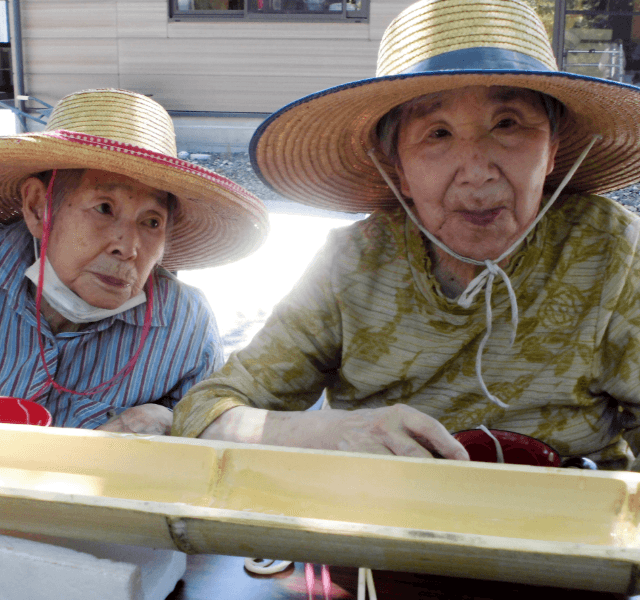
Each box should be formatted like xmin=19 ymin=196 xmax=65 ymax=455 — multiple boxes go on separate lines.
xmin=459 ymin=207 xmax=504 ymax=226
xmin=93 ymin=273 xmax=132 ymax=289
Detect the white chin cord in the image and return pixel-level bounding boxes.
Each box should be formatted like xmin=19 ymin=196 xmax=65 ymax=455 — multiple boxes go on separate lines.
xmin=358 ymin=567 xmax=378 ymax=600
xmin=367 ymin=134 xmax=601 ymax=408
xmin=477 ymin=424 xmax=505 ymax=463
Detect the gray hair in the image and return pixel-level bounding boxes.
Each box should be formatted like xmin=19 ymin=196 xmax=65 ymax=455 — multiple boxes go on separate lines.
xmin=376 ymin=90 xmax=565 ymax=165
xmin=34 ymin=169 xmax=86 ymax=215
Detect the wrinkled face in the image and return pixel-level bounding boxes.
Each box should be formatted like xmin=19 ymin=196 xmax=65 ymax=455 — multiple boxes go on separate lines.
xmin=395 ymin=85 xmax=559 ymax=261
xmin=44 ymin=170 xmax=169 ymax=309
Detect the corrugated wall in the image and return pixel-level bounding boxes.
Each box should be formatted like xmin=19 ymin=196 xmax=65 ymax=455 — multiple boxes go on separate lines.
xmin=19 ymin=0 xmax=412 ymax=112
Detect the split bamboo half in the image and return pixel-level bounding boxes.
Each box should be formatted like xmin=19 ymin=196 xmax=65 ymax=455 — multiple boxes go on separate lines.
xmin=1 ymin=424 xmax=639 ymax=593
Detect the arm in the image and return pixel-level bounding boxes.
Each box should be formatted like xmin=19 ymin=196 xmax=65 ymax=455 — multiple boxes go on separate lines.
xmin=200 ymin=403 xmax=469 ymax=459
xmin=173 ymin=228 xmax=468 ymax=460
xmin=173 ymin=236 xmax=346 ymax=437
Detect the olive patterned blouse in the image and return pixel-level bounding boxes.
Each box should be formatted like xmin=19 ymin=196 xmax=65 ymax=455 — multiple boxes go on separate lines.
xmin=173 ymin=194 xmax=640 ymax=469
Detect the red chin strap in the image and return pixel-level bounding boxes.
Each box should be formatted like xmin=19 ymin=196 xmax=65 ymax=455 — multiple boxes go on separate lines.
xmin=28 ymin=168 xmax=154 ymax=400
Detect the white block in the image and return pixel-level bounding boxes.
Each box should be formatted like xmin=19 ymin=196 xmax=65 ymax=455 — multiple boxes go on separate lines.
xmin=0 ymin=109 xmax=17 ymax=136
xmin=0 ymin=533 xmax=186 ymax=600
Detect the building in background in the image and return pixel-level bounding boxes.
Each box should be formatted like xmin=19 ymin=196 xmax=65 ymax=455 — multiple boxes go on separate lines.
xmin=1 ymin=0 xmax=640 ymax=149
xmin=0 ymin=2 xmax=11 ymax=101
xmin=545 ymin=0 xmax=640 ymax=84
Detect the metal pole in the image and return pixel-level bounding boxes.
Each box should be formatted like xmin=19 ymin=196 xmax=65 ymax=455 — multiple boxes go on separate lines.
xmin=551 ymin=0 xmax=567 ymax=69
xmin=10 ymin=0 xmax=25 ymax=132
xmin=617 ymin=40 xmax=625 ymax=82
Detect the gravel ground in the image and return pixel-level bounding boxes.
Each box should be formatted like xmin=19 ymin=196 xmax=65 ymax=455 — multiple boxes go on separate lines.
xmin=604 ymin=186 xmax=640 ymax=212
xmin=182 ymin=151 xmax=292 ymax=207
xmin=183 ymin=150 xmax=640 ymax=213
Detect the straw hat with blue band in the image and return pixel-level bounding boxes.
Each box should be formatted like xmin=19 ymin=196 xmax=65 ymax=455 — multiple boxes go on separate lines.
xmin=0 ymin=88 xmax=270 ymax=270
xmin=250 ymin=0 xmax=640 ymax=213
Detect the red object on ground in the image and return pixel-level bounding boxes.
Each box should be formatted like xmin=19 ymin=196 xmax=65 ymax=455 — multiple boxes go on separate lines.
xmin=453 ymin=428 xmax=561 ymax=467
xmin=0 ymin=396 xmax=52 ymax=426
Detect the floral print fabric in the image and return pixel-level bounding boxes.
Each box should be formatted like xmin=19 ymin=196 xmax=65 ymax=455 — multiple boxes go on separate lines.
xmin=173 ymin=194 xmax=640 ymax=469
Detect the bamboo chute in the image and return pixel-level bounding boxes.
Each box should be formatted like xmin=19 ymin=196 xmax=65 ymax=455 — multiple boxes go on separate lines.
xmin=1 ymin=424 xmax=639 ymax=593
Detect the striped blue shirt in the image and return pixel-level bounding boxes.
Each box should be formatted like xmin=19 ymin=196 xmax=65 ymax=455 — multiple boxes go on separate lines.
xmin=0 ymin=221 xmax=223 ymax=428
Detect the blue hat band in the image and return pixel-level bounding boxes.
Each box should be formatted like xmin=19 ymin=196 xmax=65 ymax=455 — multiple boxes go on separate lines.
xmin=400 ymin=47 xmax=555 ymax=74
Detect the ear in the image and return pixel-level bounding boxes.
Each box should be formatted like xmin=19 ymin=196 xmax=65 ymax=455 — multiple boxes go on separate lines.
xmin=21 ymin=177 xmax=48 ymax=239
xmin=394 ymin=161 xmax=412 ymax=198
xmin=545 ymin=137 xmax=560 ymax=176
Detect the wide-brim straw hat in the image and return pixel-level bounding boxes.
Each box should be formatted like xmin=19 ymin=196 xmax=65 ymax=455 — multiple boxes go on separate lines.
xmin=250 ymin=0 xmax=640 ymax=213
xmin=0 ymin=88 xmax=269 ymax=270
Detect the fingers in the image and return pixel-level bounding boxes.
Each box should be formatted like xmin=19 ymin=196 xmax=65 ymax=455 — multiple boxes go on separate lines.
xmin=95 ymin=419 xmax=127 ymax=433
xmin=404 ymin=413 xmax=470 ymax=461
xmin=410 ymin=415 xmax=469 ymax=460
xmin=338 ymin=429 xmax=434 ymax=458
xmin=96 ymin=405 xmax=173 ymax=435
xmin=379 ymin=430 xmax=435 ymax=459
xmin=331 ymin=404 xmax=468 ymax=460
xmin=414 ymin=430 xmax=469 ymax=461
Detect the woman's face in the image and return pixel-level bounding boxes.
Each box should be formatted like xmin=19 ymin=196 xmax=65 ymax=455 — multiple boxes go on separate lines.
xmin=395 ymin=85 xmax=559 ymax=261
xmin=23 ymin=169 xmax=169 ymax=310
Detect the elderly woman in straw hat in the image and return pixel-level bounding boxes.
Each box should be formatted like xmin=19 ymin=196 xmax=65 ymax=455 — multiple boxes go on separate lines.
xmin=173 ymin=0 xmax=640 ymax=470
xmin=0 ymin=88 xmax=268 ymax=434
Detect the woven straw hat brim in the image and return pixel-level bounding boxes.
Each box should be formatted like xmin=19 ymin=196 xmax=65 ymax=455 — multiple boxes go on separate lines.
xmin=250 ymin=71 xmax=640 ymax=213
xmin=0 ymin=131 xmax=269 ymax=270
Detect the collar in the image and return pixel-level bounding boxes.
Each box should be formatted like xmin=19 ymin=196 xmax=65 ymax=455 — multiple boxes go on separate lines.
xmin=405 ymin=211 xmax=546 ymax=310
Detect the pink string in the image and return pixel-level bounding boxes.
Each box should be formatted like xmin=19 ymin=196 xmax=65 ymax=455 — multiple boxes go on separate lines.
xmin=321 ymin=564 xmax=332 ymax=600
xmin=305 ymin=563 xmax=315 ymax=600
xmin=304 ymin=564 xmax=332 ymax=600
xmin=27 ymin=169 xmax=154 ymax=401
xmin=16 ymin=399 xmax=31 ymax=425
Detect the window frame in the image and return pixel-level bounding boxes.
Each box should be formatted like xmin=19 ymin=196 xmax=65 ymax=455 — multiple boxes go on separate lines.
xmin=552 ymin=0 xmax=640 ymax=71
xmin=169 ymin=0 xmax=369 ymax=22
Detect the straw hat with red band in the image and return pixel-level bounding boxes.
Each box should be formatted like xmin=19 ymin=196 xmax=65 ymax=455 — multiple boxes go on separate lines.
xmin=250 ymin=0 xmax=640 ymax=213
xmin=0 ymin=88 xmax=269 ymax=270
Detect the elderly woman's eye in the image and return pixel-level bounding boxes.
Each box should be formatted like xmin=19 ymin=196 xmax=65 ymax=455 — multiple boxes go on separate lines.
xmin=431 ymin=128 xmax=450 ymax=139
xmin=495 ymin=118 xmax=517 ymax=129
xmin=145 ymin=217 xmax=162 ymax=229
xmin=95 ymin=202 xmax=113 ymax=215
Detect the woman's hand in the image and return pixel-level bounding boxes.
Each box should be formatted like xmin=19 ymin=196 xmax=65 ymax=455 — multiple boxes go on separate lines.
xmin=96 ymin=404 xmax=173 ymax=435
xmin=315 ymin=404 xmax=469 ymax=459
xmin=199 ymin=404 xmax=468 ymax=461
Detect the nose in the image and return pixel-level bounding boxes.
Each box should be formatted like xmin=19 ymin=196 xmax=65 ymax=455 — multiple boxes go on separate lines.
xmin=108 ymin=220 xmax=139 ymax=260
xmin=453 ymin=136 xmax=500 ymax=188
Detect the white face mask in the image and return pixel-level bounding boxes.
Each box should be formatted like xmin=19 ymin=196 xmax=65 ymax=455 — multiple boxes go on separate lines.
xmin=24 ymin=257 xmax=147 ymax=324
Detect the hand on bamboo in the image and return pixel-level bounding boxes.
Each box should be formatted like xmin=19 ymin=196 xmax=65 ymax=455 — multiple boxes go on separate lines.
xmin=96 ymin=404 xmax=173 ymax=435
xmin=200 ymin=404 xmax=469 ymax=461
xmin=311 ymin=404 xmax=469 ymax=460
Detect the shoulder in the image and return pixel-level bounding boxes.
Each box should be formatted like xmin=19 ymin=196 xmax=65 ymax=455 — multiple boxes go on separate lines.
xmin=0 ymin=220 xmax=31 ymax=251
xmin=550 ymin=194 xmax=640 ymax=243
xmin=332 ymin=208 xmax=405 ymax=246
xmin=323 ymin=209 xmax=407 ymax=270
xmin=0 ymin=222 xmax=33 ymax=282
xmin=542 ymin=194 xmax=640 ymax=287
